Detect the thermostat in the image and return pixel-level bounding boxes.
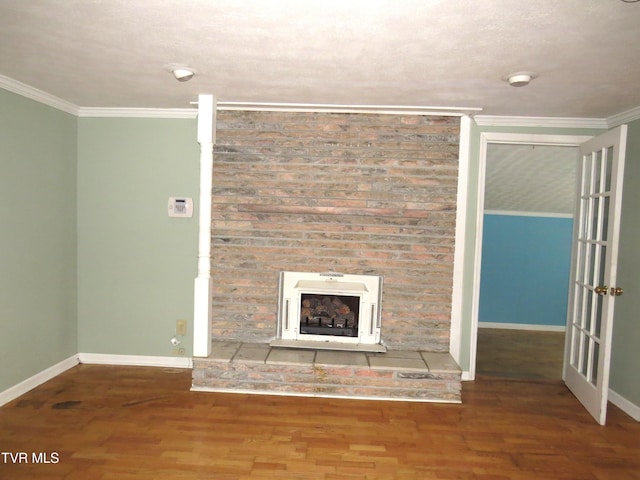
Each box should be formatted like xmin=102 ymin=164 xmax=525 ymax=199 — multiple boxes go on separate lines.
xmin=168 ymin=197 xmax=193 ymax=218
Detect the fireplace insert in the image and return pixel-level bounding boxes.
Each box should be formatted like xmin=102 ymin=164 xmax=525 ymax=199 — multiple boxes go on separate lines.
xmin=272 ymin=271 xmax=384 ymax=351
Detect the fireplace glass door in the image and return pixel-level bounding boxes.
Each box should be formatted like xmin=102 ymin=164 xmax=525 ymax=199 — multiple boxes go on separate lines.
xmin=299 ymin=293 xmax=360 ymax=338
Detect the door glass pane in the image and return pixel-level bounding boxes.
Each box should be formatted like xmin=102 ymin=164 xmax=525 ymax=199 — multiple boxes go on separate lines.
xmin=598 ymin=244 xmax=607 ymax=288
xmin=576 ymin=241 xmax=585 ymax=284
xmin=572 ymin=326 xmax=581 ymax=367
xmin=590 ymin=342 xmax=600 ymax=385
xmin=595 ymin=296 xmax=603 ymax=339
xmin=581 ymin=333 xmax=590 ymax=377
xmin=587 ymin=243 xmax=596 ymax=285
xmin=591 ymin=295 xmax=604 ymax=338
xmin=580 ymin=199 xmax=589 ymax=239
xmin=594 ymin=149 xmax=603 ymax=194
xmin=585 ymin=289 xmax=593 ymax=332
xmin=582 ymin=155 xmax=592 ymax=196
xmin=602 ymin=196 xmax=610 ymax=242
xmin=575 ymin=283 xmax=584 ymax=328
xmin=604 ymin=146 xmax=614 ymax=192
xmin=591 ymin=197 xmax=600 ymax=241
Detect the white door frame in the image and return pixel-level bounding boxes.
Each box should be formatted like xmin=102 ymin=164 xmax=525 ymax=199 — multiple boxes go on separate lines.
xmin=468 ymin=132 xmax=593 ymax=380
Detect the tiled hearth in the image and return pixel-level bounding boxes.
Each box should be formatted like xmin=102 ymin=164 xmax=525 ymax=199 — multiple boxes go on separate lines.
xmin=192 ymin=342 xmax=461 ymax=403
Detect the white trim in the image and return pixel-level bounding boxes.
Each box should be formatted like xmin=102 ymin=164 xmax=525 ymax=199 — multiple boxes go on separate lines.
xmin=608 ymin=389 xmax=640 ymax=422
xmin=473 ymin=115 xmax=608 ymax=130
xmin=607 ymin=106 xmax=640 ymax=128
xmin=480 ymin=132 xmax=594 ymax=146
xmin=74 ymin=103 xmax=481 ymax=118
xmin=193 ymin=94 xmax=216 ymax=358
xmin=468 ymin=132 xmax=594 ymax=381
xmin=217 ymin=101 xmax=482 ymax=117
xmin=78 ymin=353 xmax=192 ymax=369
xmin=461 ymin=371 xmax=474 ymax=381
xmin=190 ymin=386 xmax=461 ymax=404
xmin=78 ymin=107 xmax=197 ymax=118
xmin=449 ymin=115 xmax=472 ymax=365
xmin=0 ymin=355 xmax=79 ymax=407
xmin=0 ymin=74 xmax=79 ymax=115
xmin=479 ymin=322 xmax=566 ymax=332
xmin=3 ymin=72 xmax=639 ymax=125
xmin=484 ymin=210 xmax=574 ymax=219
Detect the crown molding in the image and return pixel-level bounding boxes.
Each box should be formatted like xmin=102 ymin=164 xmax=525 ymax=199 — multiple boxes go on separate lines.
xmin=0 ymin=74 xmax=79 ymax=115
xmin=216 ymin=101 xmax=482 ymax=117
xmin=2 ymin=73 xmax=638 ymax=125
xmin=473 ymin=114 xmax=608 ymax=130
xmin=606 ymin=106 xmax=640 ymax=128
xmin=77 ymin=107 xmax=197 ymax=118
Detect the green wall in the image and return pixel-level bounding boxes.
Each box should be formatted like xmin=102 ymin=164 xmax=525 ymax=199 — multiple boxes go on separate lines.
xmin=610 ymin=118 xmax=640 ymax=407
xmin=0 ymin=90 xmax=77 ymax=392
xmin=77 ymin=117 xmax=199 ymax=357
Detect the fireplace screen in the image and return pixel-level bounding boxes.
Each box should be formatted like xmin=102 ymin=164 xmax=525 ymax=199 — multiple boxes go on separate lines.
xmin=299 ymin=294 xmax=360 ymax=337
xmin=273 ymin=271 xmax=384 ymax=350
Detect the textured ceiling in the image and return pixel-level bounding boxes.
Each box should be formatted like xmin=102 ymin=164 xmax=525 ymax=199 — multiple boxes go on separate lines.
xmin=485 ymin=144 xmax=578 ymax=215
xmin=1 ymin=0 xmax=640 ymax=116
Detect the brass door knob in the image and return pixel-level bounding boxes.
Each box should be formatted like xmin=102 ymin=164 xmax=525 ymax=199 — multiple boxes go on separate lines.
xmin=611 ymin=287 xmax=624 ymax=296
xmin=594 ymin=286 xmax=608 ymax=296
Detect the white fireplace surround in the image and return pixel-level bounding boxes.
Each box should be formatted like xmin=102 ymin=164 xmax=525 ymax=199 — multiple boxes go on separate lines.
xmin=271 ymin=271 xmax=386 ymax=353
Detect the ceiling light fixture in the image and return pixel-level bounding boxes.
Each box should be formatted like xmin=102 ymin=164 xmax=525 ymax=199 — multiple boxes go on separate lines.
xmin=166 ymin=64 xmax=196 ymax=82
xmin=503 ymin=71 xmax=538 ymax=87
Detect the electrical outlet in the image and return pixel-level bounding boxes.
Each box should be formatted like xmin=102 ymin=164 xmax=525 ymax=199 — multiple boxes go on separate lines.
xmin=176 ymin=319 xmax=187 ymax=336
xmin=172 ymin=346 xmax=186 ymax=356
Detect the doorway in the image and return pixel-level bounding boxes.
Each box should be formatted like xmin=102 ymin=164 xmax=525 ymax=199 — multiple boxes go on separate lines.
xmin=477 ymin=143 xmax=576 ymax=380
xmin=469 ymin=133 xmax=593 ymax=380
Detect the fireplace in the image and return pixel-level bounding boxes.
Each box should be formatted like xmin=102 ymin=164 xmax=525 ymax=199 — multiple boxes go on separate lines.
xmin=271 ymin=271 xmax=386 ymax=352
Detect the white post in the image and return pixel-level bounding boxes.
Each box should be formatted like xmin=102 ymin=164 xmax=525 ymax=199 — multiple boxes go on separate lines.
xmin=449 ymin=114 xmax=471 ymax=372
xmin=193 ymin=94 xmax=216 ymax=357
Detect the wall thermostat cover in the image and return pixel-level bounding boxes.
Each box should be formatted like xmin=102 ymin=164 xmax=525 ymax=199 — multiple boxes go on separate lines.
xmin=168 ymin=197 xmax=193 ymax=218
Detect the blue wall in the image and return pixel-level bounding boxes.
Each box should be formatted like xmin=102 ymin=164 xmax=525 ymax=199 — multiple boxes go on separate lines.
xmin=479 ymin=213 xmax=573 ymax=327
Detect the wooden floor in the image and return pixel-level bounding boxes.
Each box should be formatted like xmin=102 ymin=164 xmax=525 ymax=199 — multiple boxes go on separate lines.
xmin=0 ymin=362 xmax=638 ymax=479
xmin=476 ymin=328 xmax=566 ymax=381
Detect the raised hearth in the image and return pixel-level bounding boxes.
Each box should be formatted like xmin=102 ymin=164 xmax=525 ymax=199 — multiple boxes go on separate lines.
xmin=192 ymin=342 xmax=462 ymax=403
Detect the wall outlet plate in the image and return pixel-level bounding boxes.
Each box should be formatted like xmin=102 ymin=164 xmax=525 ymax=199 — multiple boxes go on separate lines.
xmin=176 ymin=319 xmax=187 ymax=336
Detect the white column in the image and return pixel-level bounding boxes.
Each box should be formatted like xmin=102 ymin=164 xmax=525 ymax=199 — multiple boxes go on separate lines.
xmin=193 ymin=94 xmax=216 ymax=357
xmin=449 ymin=114 xmax=471 ymax=372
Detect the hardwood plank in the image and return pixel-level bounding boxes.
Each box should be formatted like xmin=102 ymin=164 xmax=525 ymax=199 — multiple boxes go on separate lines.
xmin=0 ymin=364 xmax=637 ymax=479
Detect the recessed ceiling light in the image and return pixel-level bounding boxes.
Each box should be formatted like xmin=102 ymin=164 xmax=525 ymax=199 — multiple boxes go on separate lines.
xmin=165 ymin=63 xmax=197 ymax=82
xmin=503 ymin=71 xmax=538 ymax=87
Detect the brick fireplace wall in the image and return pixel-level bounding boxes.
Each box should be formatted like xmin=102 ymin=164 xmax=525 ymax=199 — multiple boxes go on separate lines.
xmin=211 ymin=111 xmax=460 ymax=351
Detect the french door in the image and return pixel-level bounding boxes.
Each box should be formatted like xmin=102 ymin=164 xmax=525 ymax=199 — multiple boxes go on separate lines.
xmin=563 ymin=125 xmax=627 ymax=425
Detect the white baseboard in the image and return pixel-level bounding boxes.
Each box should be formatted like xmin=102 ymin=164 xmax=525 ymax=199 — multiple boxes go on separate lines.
xmin=461 ymin=371 xmax=474 ymax=381
xmin=479 ymin=322 xmax=566 ymax=332
xmin=78 ymin=353 xmax=192 ymax=369
xmin=609 ymin=389 xmax=640 ymax=421
xmin=0 ymin=354 xmax=192 ymax=407
xmin=0 ymin=354 xmax=79 ymax=407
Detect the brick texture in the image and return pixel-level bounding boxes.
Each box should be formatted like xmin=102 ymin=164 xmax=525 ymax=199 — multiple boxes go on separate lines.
xmin=211 ymin=111 xmax=460 ymax=351
xmin=192 ymin=358 xmax=461 ymax=403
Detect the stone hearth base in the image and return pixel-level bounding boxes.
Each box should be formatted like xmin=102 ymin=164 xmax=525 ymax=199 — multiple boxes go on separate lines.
xmin=192 ymin=342 xmax=462 ymax=403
